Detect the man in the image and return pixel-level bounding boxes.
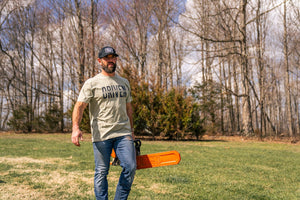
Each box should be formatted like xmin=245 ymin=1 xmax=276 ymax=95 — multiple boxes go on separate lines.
xmin=71 ymin=46 xmax=136 ymax=200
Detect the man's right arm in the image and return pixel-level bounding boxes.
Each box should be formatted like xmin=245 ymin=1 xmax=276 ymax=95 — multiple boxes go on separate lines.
xmin=71 ymin=101 xmax=88 ymax=146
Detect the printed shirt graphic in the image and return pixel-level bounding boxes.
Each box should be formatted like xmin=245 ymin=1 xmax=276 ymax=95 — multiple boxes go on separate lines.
xmin=77 ymin=73 xmax=132 ymax=142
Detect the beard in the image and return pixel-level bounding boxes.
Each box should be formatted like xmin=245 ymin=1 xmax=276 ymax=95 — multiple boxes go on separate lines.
xmin=102 ymin=62 xmax=116 ymax=74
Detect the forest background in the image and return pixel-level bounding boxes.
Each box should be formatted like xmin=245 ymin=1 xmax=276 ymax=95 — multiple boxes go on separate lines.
xmin=0 ymin=0 xmax=299 ymax=140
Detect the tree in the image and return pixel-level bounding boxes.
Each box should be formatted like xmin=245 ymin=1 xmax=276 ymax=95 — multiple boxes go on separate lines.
xmin=74 ymin=0 xmax=85 ymax=89
xmin=106 ymin=0 xmax=154 ymax=80
xmin=178 ymin=0 xmax=255 ymax=136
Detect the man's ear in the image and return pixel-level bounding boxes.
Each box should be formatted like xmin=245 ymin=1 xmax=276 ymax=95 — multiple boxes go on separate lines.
xmin=97 ymin=58 xmax=101 ymax=63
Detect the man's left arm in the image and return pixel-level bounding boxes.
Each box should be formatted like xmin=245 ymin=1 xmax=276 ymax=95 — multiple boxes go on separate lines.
xmin=126 ymin=102 xmax=135 ymax=140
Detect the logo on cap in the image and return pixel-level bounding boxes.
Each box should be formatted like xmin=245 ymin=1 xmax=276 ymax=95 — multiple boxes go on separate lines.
xmin=105 ymin=47 xmax=114 ymax=54
xmin=98 ymin=46 xmax=118 ymax=58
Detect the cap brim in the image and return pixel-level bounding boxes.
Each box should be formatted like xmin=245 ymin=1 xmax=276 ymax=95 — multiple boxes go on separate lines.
xmin=99 ymin=53 xmax=119 ymax=58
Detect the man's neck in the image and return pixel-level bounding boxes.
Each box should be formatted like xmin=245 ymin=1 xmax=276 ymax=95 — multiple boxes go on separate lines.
xmin=101 ymin=70 xmax=115 ymax=77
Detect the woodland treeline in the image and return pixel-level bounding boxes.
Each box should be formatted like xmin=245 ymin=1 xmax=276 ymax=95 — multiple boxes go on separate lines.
xmin=0 ymin=0 xmax=299 ymax=139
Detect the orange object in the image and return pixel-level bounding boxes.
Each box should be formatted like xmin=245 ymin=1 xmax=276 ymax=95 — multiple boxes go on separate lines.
xmin=136 ymin=150 xmax=181 ymax=169
xmin=111 ymin=149 xmax=117 ymax=158
xmin=111 ymin=150 xmax=181 ymax=170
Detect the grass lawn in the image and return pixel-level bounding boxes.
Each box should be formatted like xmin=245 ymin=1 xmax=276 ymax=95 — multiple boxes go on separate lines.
xmin=0 ymin=132 xmax=299 ymax=200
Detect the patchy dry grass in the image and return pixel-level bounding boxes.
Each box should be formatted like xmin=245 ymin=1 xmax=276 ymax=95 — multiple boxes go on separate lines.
xmin=0 ymin=156 xmax=95 ymax=199
xmin=0 ymin=133 xmax=299 ymax=200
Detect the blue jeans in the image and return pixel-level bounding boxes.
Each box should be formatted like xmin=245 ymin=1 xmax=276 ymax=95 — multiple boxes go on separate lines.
xmin=93 ymin=135 xmax=136 ymax=200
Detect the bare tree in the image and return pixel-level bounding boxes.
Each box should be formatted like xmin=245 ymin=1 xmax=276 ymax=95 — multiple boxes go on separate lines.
xmin=106 ymin=0 xmax=154 ymax=80
xmin=282 ymin=0 xmax=294 ymax=137
xmin=0 ymin=0 xmax=298 ymax=138
xmin=74 ymin=0 xmax=85 ymax=89
xmin=178 ymin=0 xmax=255 ymax=135
xmin=151 ymin=0 xmax=183 ymax=91
xmin=90 ymin=0 xmax=97 ymax=76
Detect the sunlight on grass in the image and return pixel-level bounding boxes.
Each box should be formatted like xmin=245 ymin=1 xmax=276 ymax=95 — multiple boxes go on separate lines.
xmin=0 ymin=133 xmax=299 ymax=200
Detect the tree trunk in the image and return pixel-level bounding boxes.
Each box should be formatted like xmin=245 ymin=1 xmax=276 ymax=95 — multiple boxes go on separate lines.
xmin=60 ymin=18 xmax=65 ymax=133
xmin=75 ymin=0 xmax=85 ymax=89
xmin=256 ymin=0 xmax=266 ymax=138
xmin=283 ymin=1 xmax=294 ymax=138
xmin=91 ymin=0 xmax=96 ymax=77
xmin=240 ymin=0 xmax=253 ymax=136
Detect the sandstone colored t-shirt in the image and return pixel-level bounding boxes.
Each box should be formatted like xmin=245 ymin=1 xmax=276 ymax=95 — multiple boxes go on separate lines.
xmin=77 ymin=73 xmax=132 ymax=142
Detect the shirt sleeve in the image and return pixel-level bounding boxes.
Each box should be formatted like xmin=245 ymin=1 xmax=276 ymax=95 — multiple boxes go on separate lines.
xmin=77 ymin=80 xmax=93 ymax=103
xmin=125 ymin=79 xmax=132 ymax=103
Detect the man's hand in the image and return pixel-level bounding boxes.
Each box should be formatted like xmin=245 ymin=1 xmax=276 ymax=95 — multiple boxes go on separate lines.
xmin=71 ymin=101 xmax=88 ymax=147
xmin=72 ymin=127 xmax=83 ymax=147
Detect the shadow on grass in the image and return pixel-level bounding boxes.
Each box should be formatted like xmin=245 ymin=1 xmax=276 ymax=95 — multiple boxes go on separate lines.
xmin=136 ymin=136 xmax=227 ymax=142
xmin=198 ymin=139 xmax=227 ymax=142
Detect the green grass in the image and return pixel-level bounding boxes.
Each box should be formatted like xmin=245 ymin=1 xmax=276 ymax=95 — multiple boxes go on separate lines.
xmin=0 ymin=133 xmax=299 ymax=200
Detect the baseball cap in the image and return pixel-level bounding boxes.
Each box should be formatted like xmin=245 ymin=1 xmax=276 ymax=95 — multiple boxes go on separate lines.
xmin=98 ymin=46 xmax=119 ymax=58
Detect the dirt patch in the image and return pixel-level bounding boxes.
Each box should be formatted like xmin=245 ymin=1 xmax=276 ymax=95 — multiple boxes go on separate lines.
xmin=0 ymin=184 xmax=47 ymax=200
xmin=0 ymin=157 xmax=73 ymax=168
xmin=0 ymin=156 xmax=94 ymax=200
xmin=149 ymin=183 xmax=170 ymax=194
xmin=200 ymin=135 xmax=300 ymax=145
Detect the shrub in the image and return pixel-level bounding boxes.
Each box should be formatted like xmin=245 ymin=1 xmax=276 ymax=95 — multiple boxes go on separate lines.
xmin=43 ymin=104 xmax=62 ymax=132
xmin=8 ymin=105 xmax=33 ymax=133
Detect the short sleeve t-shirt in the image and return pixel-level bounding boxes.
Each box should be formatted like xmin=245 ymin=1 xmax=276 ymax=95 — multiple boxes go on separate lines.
xmin=77 ymin=73 xmax=132 ymax=142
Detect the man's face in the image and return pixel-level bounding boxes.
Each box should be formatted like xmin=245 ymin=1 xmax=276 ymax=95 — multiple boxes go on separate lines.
xmin=99 ymin=54 xmax=117 ymax=74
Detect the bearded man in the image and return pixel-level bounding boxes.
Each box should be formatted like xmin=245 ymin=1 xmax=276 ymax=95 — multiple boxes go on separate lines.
xmin=71 ymin=46 xmax=136 ymax=200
